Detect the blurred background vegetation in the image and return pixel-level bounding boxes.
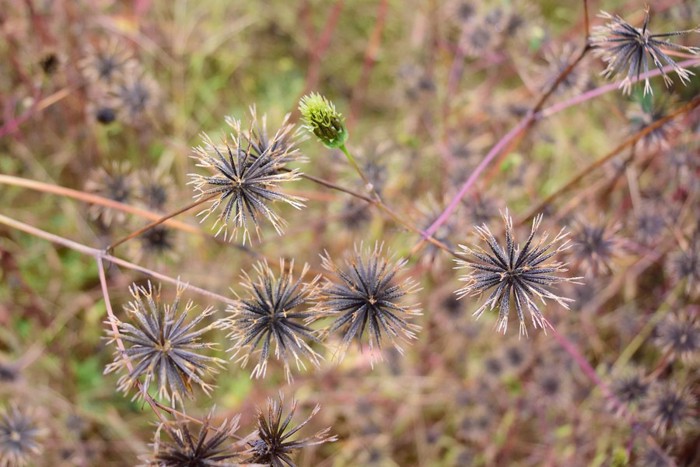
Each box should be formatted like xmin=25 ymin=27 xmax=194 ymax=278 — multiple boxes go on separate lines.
xmin=0 ymin=0 xmax=699 ymax=465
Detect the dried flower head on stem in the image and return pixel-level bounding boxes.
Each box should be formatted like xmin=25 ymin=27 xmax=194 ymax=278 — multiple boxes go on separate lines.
xmin=104 ymin=282 xmax=224 ymax=407
xmin=455 ymin=210 xmax=582 ymax=336
xmin=591 ymin=7 xmax=700 ymax=95
xmin=188 ymin=112 xmax=305 ymax=244
xmin=243 ymin=394 xmax=336 ymax=467
xmin=317 ymin=242 xmax=422 ymax=362
xmin=224 ymin=259 xmax=323 ymax=382
xmin=148 ymin=411 xmax=243 ymax=466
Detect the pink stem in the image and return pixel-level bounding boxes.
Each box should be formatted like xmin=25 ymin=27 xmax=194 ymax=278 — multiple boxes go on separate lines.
xmin=423 ymin=58 xmax=700 ymax=239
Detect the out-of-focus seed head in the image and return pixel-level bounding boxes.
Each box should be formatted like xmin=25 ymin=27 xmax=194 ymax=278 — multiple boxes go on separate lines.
xmin=79 ymin=38 xmax=136 ymax=85
xmin=95 ymin=106 xmax=117 ymax=125
xmin=628 ymin=103 xmax=679 ymax=150
xmin=643 ymin=383 xmax=697 ymax=435
xmin=85 ymin=162 xmax=134 ymax=226
xmin=0 ymin=406 xmax=44 ymax=467
xmin=298 ymin=93 xmax=348 ymax=149
xmin=666 ymin=239 xmax=700 ymax=296
xmin=317 ymin=242 xmax=422 ymax=363
xmin=455 ymin=210 xmax=582 ymax=336
xmin=610 ymin=368 xmax=649 ymax=413
xmin=570 ymin=217 xmax=619 ymax=276
xmin=110 ymin=71 xmax=159 ymax=124
xmin=224 ymin=260 xmax=323 ymax=382
xmin=655 ymin=310 xmax=700 ymax=362
xmin=104 ymin=282 xmax=224 ymax=407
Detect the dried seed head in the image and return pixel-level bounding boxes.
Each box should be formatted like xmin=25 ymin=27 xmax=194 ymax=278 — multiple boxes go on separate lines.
xmin=591 ymin=7 xmax=700 ymax=95
xmin=243 ymin=394 xmax=336 ymax=466
xmin=148 ymin=411 xmax=243 ymax=466
xmin=188 ymin=111 xmax=305 ymax=244
xmin=104 ymin=282 xmax=224 ymax=407
xmin=0 ymin=406 xmax=44 ymax=467
xmin=317 ymin=242 xmax=422 ymax=362
xmin=643 ymin=383 xmax=697 ymax=436
xmin=455 ymin=209 xmax=582 ymax=336
xmin=224 ymin=260 xmax=323 ymax=382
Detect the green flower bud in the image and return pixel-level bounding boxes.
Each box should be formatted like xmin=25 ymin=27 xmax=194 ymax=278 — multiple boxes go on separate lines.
xmin=298 ymin=93 xmax=348 ymax=149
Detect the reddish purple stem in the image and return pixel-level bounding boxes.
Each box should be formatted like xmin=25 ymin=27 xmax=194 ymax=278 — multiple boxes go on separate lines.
xmin=423 ymin=58 xmax=700 ymax=240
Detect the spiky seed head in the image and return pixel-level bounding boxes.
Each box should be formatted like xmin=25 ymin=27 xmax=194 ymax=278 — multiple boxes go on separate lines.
xmin=317 ymin=242 xmax=422 ymax=363
xmin=454 ymin=209 xmax=582 ymax=336
xmin=224 ymin=259 xmax=323 ymax=382
xmin=104 ymin=282 xmax=224 ymax=407
xmin=188 ymin=112 xmax=305 ymax=244
xmin=298 ymin=93 xmax=348 ymax=149
xmin=643 ymin=383 xmax=697 ymax=435
xmin=655 ymin=311 xmax=700 ymax=362
xmin=243 ymin=394 xmax=336 ymax=467
xmin=590 ymin=7 xmax=700 ymax=95
xmin=148 ymin=411 xmax=243 ymax=466
xmin=0 ymin=406 xmax=44 ymax=467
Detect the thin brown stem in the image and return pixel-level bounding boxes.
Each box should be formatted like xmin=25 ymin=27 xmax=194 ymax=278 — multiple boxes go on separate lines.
xmin=299 ymin=172 xmax=373 ymax=203
xmin=96 ymin=257 xmax=167 ymax=425
xmin=519 ymin=97 xmax=700 ymax=225
xmin=107 ymin=193 xmax=218 ymax=251
xmin=0 ymin=174 xmax=199 ymax=234
xmin=297 ymin=167 xmax=461 ymax=258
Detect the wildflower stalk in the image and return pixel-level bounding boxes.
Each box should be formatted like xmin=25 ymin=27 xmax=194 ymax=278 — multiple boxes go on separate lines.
xmin=339 ymin=144 xmax=375 ymax=195
xmin=0 ymin=213 xmax=237 ymax=306
xmin=612 ymin=282 xmax=684 ymax=372
xmin=96 ymin=256 xmax=168 ymax=425
xmin=106 ymin=192 xmax=218 ymax=251
xmin=520 ymin=96 xmax=700 ymax=225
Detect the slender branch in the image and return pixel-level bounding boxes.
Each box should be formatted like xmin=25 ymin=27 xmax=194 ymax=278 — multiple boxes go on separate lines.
xmin=422 ymin=57 xmax=700 ymax=245
xmin=0 ymin=213 xmax=237 ymax=306
xmin=298 ymin=172 xmax=373 ymax=203
xmin=519 ymin=97 xmax=700 ymax=225
xmin=0 ymin=174 xmax=199 ymax=234
xmin=0 ymin=174 xmax=259 ymax=255
xmin=0 ymin=86 xmax=75 ymax=138
xmin=422 ymin=44 xmax=590 ymax=243
xmin=296 ymin=165 xmax=460 ymax=258
xmin=107 ymin=193 xmax=218 ymax=251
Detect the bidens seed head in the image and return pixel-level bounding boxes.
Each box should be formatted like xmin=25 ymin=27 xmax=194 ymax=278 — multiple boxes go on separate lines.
xmin=298 ymin=93 xmax=348 ymax=149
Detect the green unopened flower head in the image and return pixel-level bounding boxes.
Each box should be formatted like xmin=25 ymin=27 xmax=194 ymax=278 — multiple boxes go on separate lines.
xmin=299 ymin=93 xmax=348 ymax=149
